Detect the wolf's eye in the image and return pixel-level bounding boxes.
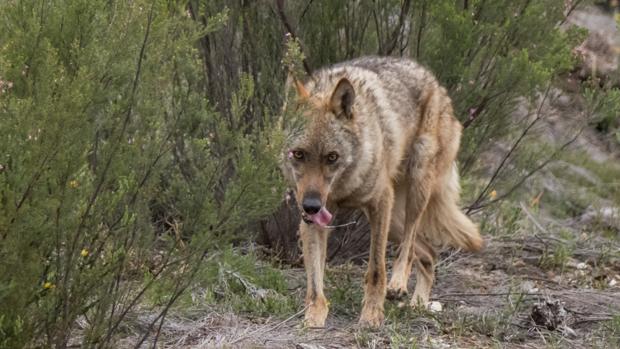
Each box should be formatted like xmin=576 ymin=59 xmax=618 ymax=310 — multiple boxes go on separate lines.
xmin=292 ymin=150 xmax=305 ymax=160
xmin=326 ymin=152 xmax=339 ymax=164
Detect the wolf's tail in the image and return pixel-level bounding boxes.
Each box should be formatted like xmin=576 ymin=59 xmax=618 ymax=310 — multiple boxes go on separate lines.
xmin=421 ymin=164 xmax=483 ymax=252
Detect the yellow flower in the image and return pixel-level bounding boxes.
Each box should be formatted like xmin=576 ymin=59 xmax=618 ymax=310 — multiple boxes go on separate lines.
xmin=43 ymin=282 xmax=55 ymax=289
xmin=80 ymin=248 xmax=89 ymax=257
xmin=489 ymin=190 xmax=497 ymax=200
xmin=69 ymin=180 xmax=79 ymax=188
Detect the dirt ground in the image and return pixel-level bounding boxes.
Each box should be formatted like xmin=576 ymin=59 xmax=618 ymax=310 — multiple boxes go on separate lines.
xmin=117 ymin=224 xmax=619 ymax=348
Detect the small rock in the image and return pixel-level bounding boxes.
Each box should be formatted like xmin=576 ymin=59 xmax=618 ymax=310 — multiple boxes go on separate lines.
xmin=560 ymin=325 xmax=577 ymax=338
xmin=576 ymin=262 xmax=588 ymax=270
xmin=428 ymin=337 xmax=450 ymax=349
xmin=428 ymin=301 xmax=443 ymax=313
xmin=554 ymin=93 xmax=572 ymax=107
xmin=296 ymin=344 xmax=326 ymax=349
xmin=521 ymin=280 xmax=539 ymax=293
xmin=251 ymin=288 xmax=269 ymax=300
xmin=609 ymin=278 xmax=618 ymax=287
xmin=580 ymin=206 xmax=620 ymax=232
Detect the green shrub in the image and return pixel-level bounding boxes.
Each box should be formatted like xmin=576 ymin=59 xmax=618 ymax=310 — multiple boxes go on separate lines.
xmin=0 ymin=1 xmax=284 ymax=347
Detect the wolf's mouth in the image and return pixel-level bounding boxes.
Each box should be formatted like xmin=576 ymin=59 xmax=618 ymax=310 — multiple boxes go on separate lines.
xmin=301 ymin=214 xmax=314 ymax=225
xmin=301 ymin=207 xmax=333 ymax=228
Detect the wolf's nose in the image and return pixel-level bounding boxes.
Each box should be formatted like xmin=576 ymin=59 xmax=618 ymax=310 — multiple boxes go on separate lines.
xmin=302 ymin=195 xmax=322 ymax=215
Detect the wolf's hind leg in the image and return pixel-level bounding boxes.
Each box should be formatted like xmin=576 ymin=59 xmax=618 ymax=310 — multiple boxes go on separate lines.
xmin=300 ymin=223 xmax=329 ymax=327
xmin=410 ymin=236 xmax=437 ymax=307
xmin=387 ymin=136 xmax=436 ymax=301
xmin=386 ymin=182 xmax=432 ymax=300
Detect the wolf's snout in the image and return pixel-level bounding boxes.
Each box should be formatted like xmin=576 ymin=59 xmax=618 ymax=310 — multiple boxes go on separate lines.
xmin=301 ymin=192 xmax=322 ymax=214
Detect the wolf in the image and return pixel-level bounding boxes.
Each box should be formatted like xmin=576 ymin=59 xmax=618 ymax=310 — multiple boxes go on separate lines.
xmin=281 ymin=56 xmax=483 ymax=328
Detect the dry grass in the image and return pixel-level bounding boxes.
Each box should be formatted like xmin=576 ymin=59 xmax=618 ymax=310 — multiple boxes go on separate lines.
xmin=105 ymin=217 xmax=619 ymax=348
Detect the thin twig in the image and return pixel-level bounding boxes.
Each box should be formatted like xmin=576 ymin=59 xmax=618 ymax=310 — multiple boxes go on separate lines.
xmin=571 ymin=317 xmax=614 ymax=326
xmin=275 ymin=0 xmax=312 ymax=76
xmin=467 ymin=126 xmax=583 ymax=214
xmin=415 ymin=1 xmax=427 ymax=58
xmin=520 ymin=202 xmax=550 ymax=235
xmin=384 ymin=0 xmax=412 ymax=55
xmin=372 ymin=5 xmax=383 ymax=54
xmin=565 ymin=307 xmax=615 ymax=318
xmin=229 ymin=305 xmax=308 ymax=345
xmin=299 ymin=0 xmax=314 ymax=21
xmin=466 ymin=85 xmax=553 ymax=214
xmin=433 ymin=292 xmax=543 ymax=299
xmin=133 ymin=251 xmax=218 ymax=348
xmin=558 ymin=0 xmax=585 ymax=26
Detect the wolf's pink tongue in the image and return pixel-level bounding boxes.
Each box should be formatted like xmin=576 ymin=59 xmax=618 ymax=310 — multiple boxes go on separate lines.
xmin=309 ymin=207 xmax=333 ymax=227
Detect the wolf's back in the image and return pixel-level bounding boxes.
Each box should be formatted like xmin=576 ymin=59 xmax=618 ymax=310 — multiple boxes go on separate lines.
xmin=309 ymin=57 xmax=436 ymax=113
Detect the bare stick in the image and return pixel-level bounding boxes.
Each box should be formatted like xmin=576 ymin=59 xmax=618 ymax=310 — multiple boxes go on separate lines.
xmin=467 ymin=127 xmax=582 ymax=213
xmin=466 ymin=85 xmax=553 ymax=214
xmin=275 ymin=0 xmax=312 ymax=76
xmin=433 ymin=292 xmax=543 ymax=300
xmin=559 ymin=0 xmax=585 ymax=26
xmin=384 ymin=0 xmax=412 ymax=55
xmin=229 ymin=305 xmax=308 ymax=345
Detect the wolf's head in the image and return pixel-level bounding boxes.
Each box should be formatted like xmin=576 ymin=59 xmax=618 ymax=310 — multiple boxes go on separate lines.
xmin=282 ymin=77 xmax=360 ymax=227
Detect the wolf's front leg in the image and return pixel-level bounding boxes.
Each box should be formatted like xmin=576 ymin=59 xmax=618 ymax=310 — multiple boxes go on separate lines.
xmin=359 ymin=187 xmax=393 ymax=328
xmin=300 ymin=222 xmax=329 ymax=327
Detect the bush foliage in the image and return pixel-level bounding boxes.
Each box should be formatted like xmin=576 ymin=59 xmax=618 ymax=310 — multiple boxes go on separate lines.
xmin=0 ymin=1 xmax=283 ymax=347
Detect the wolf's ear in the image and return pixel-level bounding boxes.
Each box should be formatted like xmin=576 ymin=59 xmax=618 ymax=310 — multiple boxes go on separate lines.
xmin=330 ymin=78 xmax=355 ymax=119
xmin=293 ymin=78 xmax=310 ymax=100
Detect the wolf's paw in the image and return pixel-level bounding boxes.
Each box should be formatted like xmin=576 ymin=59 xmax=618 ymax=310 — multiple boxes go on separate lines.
xmin=358 ymin=303 xmax=385 ymax=328
xmin=409 ymin=292 xmax=430 ymax=309
xmin=386 ymin=287 xmax=408 ymax=301
xmin=387 ymin=272 xmax=409 ymax=300
xmin=304 ymin=300 xmax=328 ymax=328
